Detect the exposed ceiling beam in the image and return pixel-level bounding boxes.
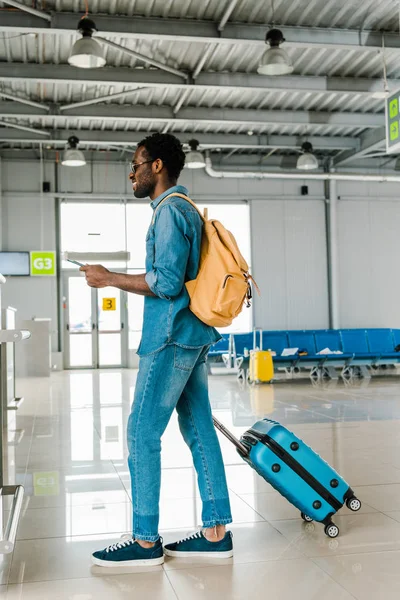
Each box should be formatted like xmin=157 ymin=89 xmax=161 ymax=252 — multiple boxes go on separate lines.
xmin=2 ymin=11 xmax=400 ymax=53
xmin=192 ymin=43 xmax=216 ymax=80
xmin=0 ymin=129 xmax=360 ymax=151
xmin=59 ymin=87 xmax=152 ymax=110
xmin=0 ymin=91 xmax=49 ymax=111
xmin=0 ymin=120 xmax=50 ymax=136
xmin=333 ymin=126 xmax=386 ymax=166
xmin=218 ymin=0 xmax=240 ymax=32
xmin=1 ymin=0 xmax=51 ymax=21
xmin=0 ymin=63 xmax=392 ymax=97
xmin=0 ymin=102 xmax=384 ymax=129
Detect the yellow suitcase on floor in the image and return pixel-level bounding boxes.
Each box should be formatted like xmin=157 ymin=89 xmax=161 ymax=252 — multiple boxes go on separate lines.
xmin=249 ymin=350 xmax=274 ymax=383
xmin=248 ymin=329 xmax=274 ymax=383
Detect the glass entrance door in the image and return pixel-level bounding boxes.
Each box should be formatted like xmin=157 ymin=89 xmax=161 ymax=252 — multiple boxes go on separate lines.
xmin=97 ymin=288 xmax=124 ymax=367
xmin=64 ymin=273 xmax=127 ymax=369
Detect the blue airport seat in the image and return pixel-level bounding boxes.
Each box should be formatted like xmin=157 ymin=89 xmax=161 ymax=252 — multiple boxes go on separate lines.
xmin=260 ymin=331 xmax=296 ymax=368
xmin=367 ymin=328 xmax=395 ymax=353
xmin=391 ymin=328 xmax=400 ymax=348
xmin=314 ymin=330 xmax=353 ymax=366
xmin=262 ymin=331 xmax=289 ymax=354
xmin=232 ymin=333 xmax=254 ymax=357
xmin=314 ymin=330 xmax=342 ymax=352
xmin=286 ymin=330 xmax=326 ymax=369
xmin=340 ymin=329 xmax=376 ymax=364
xmin=366 ymin=329 xmax=400 ymax=363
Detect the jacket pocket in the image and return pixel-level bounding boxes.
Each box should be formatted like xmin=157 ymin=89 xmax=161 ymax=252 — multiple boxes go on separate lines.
xmin=215 ymin=274 xmax=248 ymax=317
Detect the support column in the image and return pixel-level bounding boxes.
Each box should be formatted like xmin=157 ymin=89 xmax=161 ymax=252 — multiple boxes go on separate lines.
xmin=0 ymin=158 xmax=2 ymax=250
xmin=327 ymin=171 xmax=340 ymax=329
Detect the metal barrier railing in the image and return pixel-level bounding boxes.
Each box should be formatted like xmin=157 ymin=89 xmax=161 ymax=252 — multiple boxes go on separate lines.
xmin=0 ymin=327 xmax=31 ymax=554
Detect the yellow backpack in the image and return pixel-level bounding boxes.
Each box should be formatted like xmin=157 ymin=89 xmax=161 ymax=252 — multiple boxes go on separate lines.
xmin=154 ymin=193 xmax=258 ymax=327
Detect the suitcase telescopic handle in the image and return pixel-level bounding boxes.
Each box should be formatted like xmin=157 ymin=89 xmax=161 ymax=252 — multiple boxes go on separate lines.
xmin=212 ymin=416 xmax=249 ymax=457
xmin=253 ymin=328 xmax=262 ymax=351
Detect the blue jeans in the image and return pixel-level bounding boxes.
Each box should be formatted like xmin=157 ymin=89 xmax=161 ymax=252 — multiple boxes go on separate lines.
xmin=127 ymin=343 xmax=232 ymax=542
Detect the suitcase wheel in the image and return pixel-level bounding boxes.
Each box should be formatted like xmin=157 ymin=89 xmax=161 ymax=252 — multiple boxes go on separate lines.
xmin=346 ymin=497 xmax=361 ymax=512
xmin=301 ymin=512 xmax=313 ymax=523
xmin=324 ymin=523 xmax=339 ymax=538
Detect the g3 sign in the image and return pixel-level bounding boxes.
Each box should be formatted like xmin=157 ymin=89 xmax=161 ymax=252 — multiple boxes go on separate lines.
xmin=30 ymin=252 xmax=56 ymax=276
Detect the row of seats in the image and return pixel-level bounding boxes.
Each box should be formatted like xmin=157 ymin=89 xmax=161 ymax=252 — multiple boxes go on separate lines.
xmin=208 ymin=328 xmax=400 ymax=376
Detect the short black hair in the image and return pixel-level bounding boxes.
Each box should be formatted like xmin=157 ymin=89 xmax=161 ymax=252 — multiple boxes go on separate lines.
xmin=137 ymin=132 xmax=186 ymax=180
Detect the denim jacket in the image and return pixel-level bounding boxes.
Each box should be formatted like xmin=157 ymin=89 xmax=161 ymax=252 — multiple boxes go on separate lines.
xmin=137 ymin=185 xmax=222 ymax=356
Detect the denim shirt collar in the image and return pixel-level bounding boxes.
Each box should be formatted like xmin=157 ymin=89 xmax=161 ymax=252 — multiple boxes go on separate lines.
xmin=150 ymin=185 xmax=189 ymax=210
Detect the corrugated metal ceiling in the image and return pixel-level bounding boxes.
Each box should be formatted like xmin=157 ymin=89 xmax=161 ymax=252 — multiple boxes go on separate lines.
xmin=19 ymin=0 xmax=400 ymax=31
xmin=0 ymin=0 xmax=398 ymax=163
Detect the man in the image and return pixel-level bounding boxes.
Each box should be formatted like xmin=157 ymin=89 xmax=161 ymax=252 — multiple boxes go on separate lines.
xmin=84 ymin=133 xmax=233 ymax=567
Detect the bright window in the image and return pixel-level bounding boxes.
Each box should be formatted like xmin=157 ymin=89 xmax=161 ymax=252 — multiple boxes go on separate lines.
xmin=61 ymin=202 xmax=126 ymax=253
xmin=126 ymin=270 xmax=144 ymax=350
xmin=126 ymin=205 xmax=152 ymax=349
xmin=60 ymin=202 xmax=127 ymax=269
xmin=126 ymin=204 xmax=153 ymax=270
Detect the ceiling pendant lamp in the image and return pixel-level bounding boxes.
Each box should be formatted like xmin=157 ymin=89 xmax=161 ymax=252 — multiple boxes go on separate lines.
xmin=297 ymin=142 xmax=319 ymax=170
xmin=62 ymin=136 xmax=86 ymax=167
xmin=185 ymin=139 xmax=206 ymax=169
xmin=258 ymin=28 xmax=293 ymax=76
xmin=68 ymin=16 xmax=106 ymax=69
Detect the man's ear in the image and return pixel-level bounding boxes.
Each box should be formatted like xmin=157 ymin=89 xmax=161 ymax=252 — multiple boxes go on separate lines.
xmin=153 ymin=158 xmax=163 ymax=173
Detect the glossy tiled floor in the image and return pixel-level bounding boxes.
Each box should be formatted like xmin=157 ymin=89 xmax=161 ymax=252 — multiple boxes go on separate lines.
xmin=2 ymin=370 xmax=400 ymax=598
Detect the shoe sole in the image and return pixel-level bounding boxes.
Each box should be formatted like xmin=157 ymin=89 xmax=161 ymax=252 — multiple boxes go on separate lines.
xmin=164 ymin=548 xmax=233 ymax=558
xmin=92 ymin=556 xmax=164 ymax=567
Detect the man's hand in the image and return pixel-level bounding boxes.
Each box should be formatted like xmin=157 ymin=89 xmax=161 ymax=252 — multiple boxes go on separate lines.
xmin=79 ymin=269 xmax=155 ymax=296
xmin=80 ymin=264 xmax=113 ymax=288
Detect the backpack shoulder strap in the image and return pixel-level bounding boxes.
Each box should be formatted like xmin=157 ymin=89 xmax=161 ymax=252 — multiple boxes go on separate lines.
xmin=152 ymin=193 xmax=205 ymax=225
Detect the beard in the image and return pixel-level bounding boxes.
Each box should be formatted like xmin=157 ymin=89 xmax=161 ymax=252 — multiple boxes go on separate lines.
xmin=133 ymin=173 xmax=155 ymax=199
xmin=133 ymin=186 xmax=149 ymax=199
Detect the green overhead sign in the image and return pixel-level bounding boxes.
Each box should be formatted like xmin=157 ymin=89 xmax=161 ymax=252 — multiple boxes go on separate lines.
xmin=386 ymin=89 xmax=400 ymax=153
xmin=30 ymin=251 xmax=56 ymax=276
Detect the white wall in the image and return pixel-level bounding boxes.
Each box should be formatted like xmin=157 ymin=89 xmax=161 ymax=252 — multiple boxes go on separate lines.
xmin=1 ymin=192 xmax=58 ymax=349
xmin=0 ymin=158 xmax=2 ymax=250
xmin=251 ymin=199 xmax=329 ymax=330
xmin=182 ymin=168 xmax=325 ymax=202
xmin=1 ymin=160 xmax=58 ymax=348
xmin=337 ymin=181 xmax=400 ymax=328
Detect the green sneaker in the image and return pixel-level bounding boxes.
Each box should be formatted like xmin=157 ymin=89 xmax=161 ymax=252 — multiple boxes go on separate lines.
xmin=92 ymin=537 xmax=164 ymax=567
xmin=164 ymin=531 xmax=233 ymax=558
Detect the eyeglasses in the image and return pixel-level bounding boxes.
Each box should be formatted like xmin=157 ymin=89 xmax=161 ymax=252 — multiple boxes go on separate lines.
xmin=130 ymin=159 xmax=154 ymax=174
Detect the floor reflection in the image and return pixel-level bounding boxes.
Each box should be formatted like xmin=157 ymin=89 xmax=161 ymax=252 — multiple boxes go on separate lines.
xmin=3 ymin=371 xmax=400 ymax=597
